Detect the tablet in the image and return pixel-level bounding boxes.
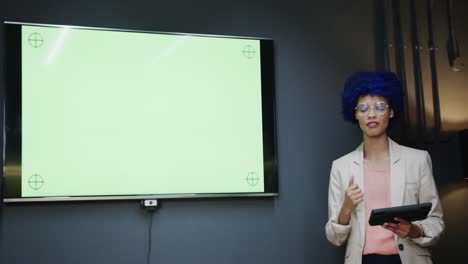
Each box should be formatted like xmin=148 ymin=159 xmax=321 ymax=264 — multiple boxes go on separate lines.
xmin=368 ymin=203 xmax=432 ymax=226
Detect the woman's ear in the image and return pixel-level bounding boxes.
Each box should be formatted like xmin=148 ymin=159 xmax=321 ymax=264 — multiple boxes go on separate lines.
xmin=390 ymin=109 xmax=394 ymax=118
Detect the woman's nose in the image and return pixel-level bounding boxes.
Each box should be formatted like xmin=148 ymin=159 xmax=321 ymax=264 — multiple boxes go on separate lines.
xmin=368 ymin=106 xmax=377 ymax=117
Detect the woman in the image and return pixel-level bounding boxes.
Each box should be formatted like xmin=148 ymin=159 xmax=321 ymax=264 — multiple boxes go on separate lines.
xmin=325 ymin=71 xmax=444 ymax=264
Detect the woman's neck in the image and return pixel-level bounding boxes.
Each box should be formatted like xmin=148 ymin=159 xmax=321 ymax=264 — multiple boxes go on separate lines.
xmin=363 ymin=134 xmax=390 ymax=161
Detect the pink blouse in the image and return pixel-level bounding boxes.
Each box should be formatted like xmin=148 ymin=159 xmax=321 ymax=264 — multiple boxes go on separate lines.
xmin=362 ymin=159 xmax=399 ymax=255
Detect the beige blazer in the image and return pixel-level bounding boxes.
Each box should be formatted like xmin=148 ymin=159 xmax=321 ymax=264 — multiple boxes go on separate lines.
xmin=325 ymin=138 xmax=444 ymax=264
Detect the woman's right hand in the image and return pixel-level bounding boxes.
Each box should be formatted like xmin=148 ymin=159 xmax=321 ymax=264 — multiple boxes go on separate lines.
xmin=338 ymin=176 xmax=364 ymax=225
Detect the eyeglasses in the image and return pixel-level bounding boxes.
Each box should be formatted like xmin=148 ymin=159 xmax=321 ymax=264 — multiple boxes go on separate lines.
xmin=355 ymin=102 xmax=389 ymax=116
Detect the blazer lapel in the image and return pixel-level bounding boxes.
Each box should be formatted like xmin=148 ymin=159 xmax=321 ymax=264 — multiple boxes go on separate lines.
xmin=389 ymin=138 xmax=405 ymax=207
xmin=351 ymin=144 xmax=366 ymax=245
xmin=351 ymin=143 xmax=365 ymax=195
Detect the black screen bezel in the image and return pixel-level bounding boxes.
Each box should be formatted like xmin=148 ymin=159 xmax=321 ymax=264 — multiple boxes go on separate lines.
xmin=2 ymin=22 xmax=278 ymax=202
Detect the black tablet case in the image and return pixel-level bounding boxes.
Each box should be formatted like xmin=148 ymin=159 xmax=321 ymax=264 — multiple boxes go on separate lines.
xmin=368 ymin=203 xmax=432 ymax=226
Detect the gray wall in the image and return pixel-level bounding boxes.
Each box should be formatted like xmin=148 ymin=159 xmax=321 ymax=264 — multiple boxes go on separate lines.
xmin=0 ymin=1 xmax=464 ymax=264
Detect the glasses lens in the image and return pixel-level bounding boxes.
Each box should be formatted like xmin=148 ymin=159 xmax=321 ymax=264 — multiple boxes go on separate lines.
xmin=356 ymin=103 xmax=369 ymax=115
xmin=375 ymin=102 xmax=388 ymax=113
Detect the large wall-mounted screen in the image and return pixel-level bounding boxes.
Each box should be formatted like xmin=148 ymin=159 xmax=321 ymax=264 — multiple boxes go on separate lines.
xmin=2 ymin=22 xmax=277 ymax=202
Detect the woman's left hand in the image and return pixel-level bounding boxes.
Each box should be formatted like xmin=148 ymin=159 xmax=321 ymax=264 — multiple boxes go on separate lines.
xmin=382 ymin=217 xmax=422 ymax=238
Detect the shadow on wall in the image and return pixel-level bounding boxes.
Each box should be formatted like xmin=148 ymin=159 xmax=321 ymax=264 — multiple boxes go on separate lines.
xmin=414 ymin=130 xmax=468 ymax=262
xmin=432 ymin=182 xmax=468 ymax=262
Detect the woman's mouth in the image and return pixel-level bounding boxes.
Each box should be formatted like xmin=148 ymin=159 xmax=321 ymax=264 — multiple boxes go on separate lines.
xmin=366 ymin=121 xmax=379 ymax=128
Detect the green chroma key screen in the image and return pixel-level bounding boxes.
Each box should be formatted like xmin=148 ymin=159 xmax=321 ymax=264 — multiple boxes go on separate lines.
xmin=3 ymin=23 xmax=278 ymax=201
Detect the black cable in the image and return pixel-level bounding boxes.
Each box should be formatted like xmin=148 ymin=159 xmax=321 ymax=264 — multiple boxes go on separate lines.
xmin=146 ymin=210 xmax=155 ymax=264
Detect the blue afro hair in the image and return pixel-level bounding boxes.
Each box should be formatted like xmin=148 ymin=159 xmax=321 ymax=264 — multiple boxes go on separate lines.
xmin=341 ymin=71 xmax=404 ymax=128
